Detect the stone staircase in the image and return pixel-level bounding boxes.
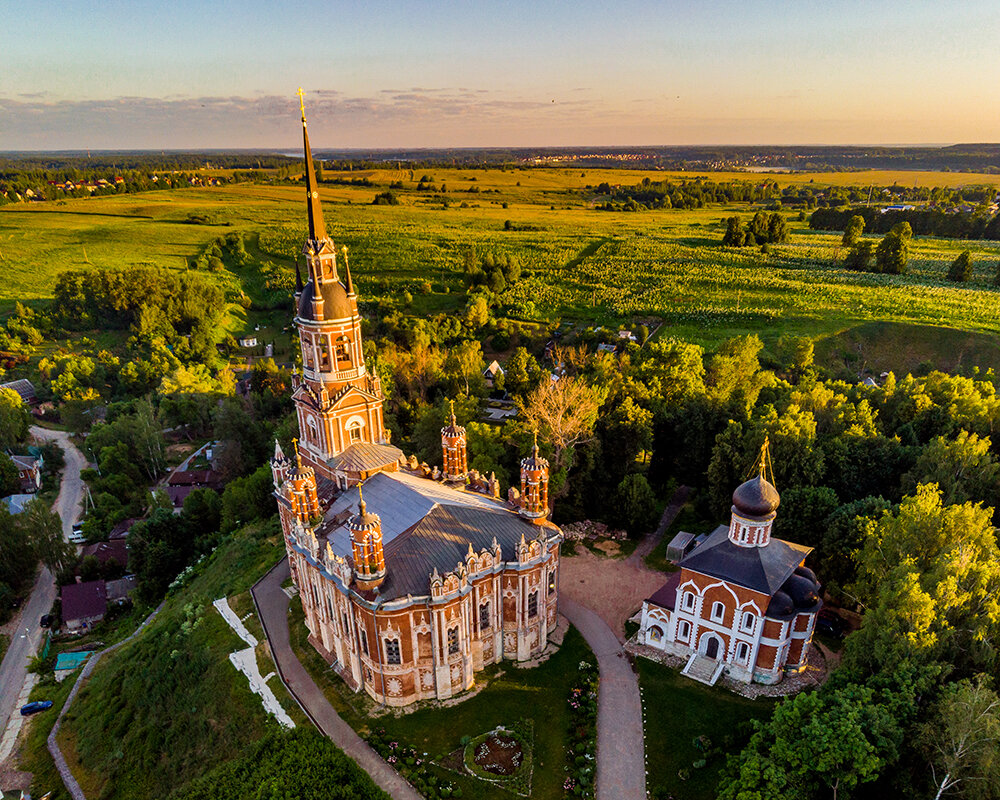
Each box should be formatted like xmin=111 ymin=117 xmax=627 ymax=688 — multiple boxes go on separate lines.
xmin=682 ymin=654 xmax=724 ymax=686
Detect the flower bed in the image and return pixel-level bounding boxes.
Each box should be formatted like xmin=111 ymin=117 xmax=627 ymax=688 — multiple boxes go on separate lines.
xmin=461 ymin=720 xmax=534 ymax=796
xmin=563 ymin=660 xmax=599 ymax=797
xmin=365 ymin=728 xmax=460 ymax=799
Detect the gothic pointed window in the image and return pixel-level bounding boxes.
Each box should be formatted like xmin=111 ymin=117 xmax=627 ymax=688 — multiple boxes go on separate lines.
xmin=528 ymin=590 xmax=539 ymax=618
xmin=385 ymin=638 xmax=401 ymax=665
xmin=548 ymin=570 xmax=556 ymax=595
xmin=479 ymin=602 xmax=490 ymax=630
xmin=447 ymin=626 xmax=459 ymax=655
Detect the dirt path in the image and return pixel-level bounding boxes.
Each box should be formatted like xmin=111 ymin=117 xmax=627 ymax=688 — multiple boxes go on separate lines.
xmin=561 ymin=485 xmax=690 ymax=641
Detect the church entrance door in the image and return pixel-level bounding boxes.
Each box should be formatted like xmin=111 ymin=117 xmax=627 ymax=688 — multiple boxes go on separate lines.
xmin=705 ymin=636 xmax=719 ymax=659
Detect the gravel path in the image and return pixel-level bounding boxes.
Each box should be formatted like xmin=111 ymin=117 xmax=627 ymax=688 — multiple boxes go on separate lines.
xmin=561 ymin=598 xmax=646 ymax=800
xmin=252 ymin=558 xmax=423 ymax=800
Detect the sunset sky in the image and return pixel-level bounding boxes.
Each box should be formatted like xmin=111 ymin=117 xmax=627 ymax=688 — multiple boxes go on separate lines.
xmin=2 ymin=0 xmax=999 ymax=150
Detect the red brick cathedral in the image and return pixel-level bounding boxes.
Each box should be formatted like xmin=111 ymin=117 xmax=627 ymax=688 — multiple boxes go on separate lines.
xmin=270 ymin=98 xmax=562 ymax=707
xmin=639 ymin=443 xmax=822 ymax=686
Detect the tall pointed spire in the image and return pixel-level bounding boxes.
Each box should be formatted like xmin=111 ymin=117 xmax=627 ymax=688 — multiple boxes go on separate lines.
xmin=298 ymin=88 xmax=328 ymax=244
xmin=294 ymin=256 xmax=303 ymax=293
xmin=342 ymin=245 xmax=355 ymax=295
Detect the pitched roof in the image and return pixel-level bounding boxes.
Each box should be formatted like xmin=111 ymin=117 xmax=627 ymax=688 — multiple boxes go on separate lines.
xmin=106 ymin=574 xmax=137 ymax=600
xmin=646 ymin=571 xmax=681 ymax=610
xmin=81 ymin=539 xmax=128 ymax=568
xmin=1 ymin=494 xmax=33 ymax=514
xmin=678 ymin=524 xmax=810 ymax=596
xmin=316 ymin=470 xmax=550 ymax=601
xmin=328 ymin=442 xmax=403 ymax=475
xmin=10 ymin=454 xmax=38 ymax=471
xmin=61 ymin=580 xmax=107 ymax=623
xmin=0 ymin=378 xmax=36 ymax=403
xmin=167 ymin=469 xmax=220 ymax=487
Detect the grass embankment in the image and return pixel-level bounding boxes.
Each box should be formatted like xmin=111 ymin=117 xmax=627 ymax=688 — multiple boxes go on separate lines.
xmin=637 ymin=659 xmax=773 ymax=800
xmin=51 ymin=520 xmax=292 ymax=800
xmin=288 ymin=596 xmax=593 ymax=800
xmin=17 ymin=673 xmax=77 ymax=800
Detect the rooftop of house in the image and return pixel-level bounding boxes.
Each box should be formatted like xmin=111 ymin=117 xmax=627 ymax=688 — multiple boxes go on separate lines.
xmin=81 ymin=539 xmax=128 ymax=568
xmin=0 ymin=378 xmax=36 ymax=404
xmin=678 ymin=524 xmax=811 ymax=597
xmin=61 ymin=580 xmax=107 ymax=623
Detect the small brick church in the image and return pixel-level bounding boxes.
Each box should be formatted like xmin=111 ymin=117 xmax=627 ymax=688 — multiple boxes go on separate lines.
xmin=270 ymin=96 xmax=562 ymax=707
xmin=639 ymin=443 xmax=822 ymax=686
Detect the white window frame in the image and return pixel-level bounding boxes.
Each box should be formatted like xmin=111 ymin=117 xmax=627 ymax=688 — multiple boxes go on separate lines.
xmin=736 ymin=641 xmax=749 ymax=663
xmin=384 ymin=637 xmax=401 ymax=665
xmin=740 ymin=611 xmax=756 ymax=633
xmin=710 ymin=601 xmax=725 ymax=623
xmin=678 ymin=620 xmax=691 ymax=641
xmin=683 ymin=592 xmax=695 ymax=611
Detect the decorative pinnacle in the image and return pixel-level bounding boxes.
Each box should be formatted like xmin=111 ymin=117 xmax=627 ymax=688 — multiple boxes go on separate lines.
xmin=449 ymin=398 xmax=456 ymax=425
xmin=292 ymin=437 xmax=302 ymax=468
xmin=342 ymin=245 xmax=355 ymax=295
xmin=297 ymin=86 xmax=306 ymax=121
xmin=752 ymin=436 xmax=775 ymax=486
xmin=358 ymin=484 xmax=366 ymax=516
xmin=532 ymin=428 xmax=538 ymax=455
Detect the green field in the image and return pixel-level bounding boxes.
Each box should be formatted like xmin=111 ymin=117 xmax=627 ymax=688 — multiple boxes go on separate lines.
xmin=3 ymin=170 xmax=1000 ymax=362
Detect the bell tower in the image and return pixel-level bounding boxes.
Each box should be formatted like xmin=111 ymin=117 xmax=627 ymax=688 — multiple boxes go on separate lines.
xmin=291 ymin=90 xmax=390 ymax=478
xmin=349 ymin=486 xmax=386 ymax=591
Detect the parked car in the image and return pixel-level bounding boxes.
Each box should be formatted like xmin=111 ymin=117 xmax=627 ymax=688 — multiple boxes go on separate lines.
xmin=816 ymin=608 xmax=846 ymax=638
xmin=40 ymin=614 xmax=52 ymax=628
xmin=20 ymin=700 xmax=53 ymax=716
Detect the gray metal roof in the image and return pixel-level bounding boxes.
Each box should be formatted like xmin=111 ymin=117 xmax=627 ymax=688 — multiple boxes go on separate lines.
xmin=328 ymin=442 xmax=403 ymax=474
xmin=678 ymin=524 xmax=811 ymax=596
xmin=317 ymin=471 xmax=547 ymax=601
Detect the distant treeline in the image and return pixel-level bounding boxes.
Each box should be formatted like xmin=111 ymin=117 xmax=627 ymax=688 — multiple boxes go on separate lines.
xmin=810 ymin=206 xmax=1000 ymax=240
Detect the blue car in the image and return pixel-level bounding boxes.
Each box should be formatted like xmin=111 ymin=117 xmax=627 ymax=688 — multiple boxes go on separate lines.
xmin=20 ymin=700 xmax=53 ymax=716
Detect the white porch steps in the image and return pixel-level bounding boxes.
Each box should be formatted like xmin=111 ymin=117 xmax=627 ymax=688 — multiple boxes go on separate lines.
xmin=681 ymin=653 xmax=724 ymax=686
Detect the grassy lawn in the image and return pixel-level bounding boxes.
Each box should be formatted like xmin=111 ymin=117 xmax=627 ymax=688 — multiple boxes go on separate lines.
xmin=637 ymin=658 xmax=774 ymax=800
xmin=288 ymin=596 xmax=594 ymax=800
xmin=19 ymin=669 xmax=77 ymax=800
xmin=48 ymin=521 xmax=292 ymax=800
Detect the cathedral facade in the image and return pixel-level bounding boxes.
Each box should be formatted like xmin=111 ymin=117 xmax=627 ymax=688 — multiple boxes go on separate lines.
xmin=270 ymin=101 xmax=562 ymax=707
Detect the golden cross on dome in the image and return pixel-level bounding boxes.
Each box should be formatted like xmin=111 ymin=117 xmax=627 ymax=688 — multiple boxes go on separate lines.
xmin=292 ymin=436 xmax=302 ymax=468
xmin=751 ymin=435 xmax=774 ymax=485
xmin=297 ymin=87 xmax=306 ymax=119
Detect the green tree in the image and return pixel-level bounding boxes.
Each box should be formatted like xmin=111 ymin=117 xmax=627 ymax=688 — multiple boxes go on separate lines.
xmin=463 ymin=295 xmax=490 ymax=329
xmin=876 ymin=231 xmax=909 ymax=274
xmin=23 ymin=498 xmax=76 ymax=576
xmin=612 ymin=474 xmax=658 ymax=536
xmin=842 ymin=215 xmax=865 ymax=247
xmin=722 ymin=216 xmax=745 ymax=246
xmin=776 ymin=335 xmax=815 ymax=374
xmin=920 ymin=676 xmax=1000 ymax=800
xmin=0 ymin=387 xmax=30 ymax=449
xmin=947 ymin=250 xmax=973 ymax=283
xmin=901 ymin=431 xmax=1000 ymax=512
xmin=443 ymin=339 xmax=486 ymax=396
xmin=504 ymin=347 xmax=542 ymax=397
xmin=773 ymin=485 xmax=839 ymax=552
xmin=820 ymin=496 xmax=892 ymax=599
xmin=719 ymin=684 xmax=909 ymax=800
xmin=0 ymin=454 xmax=19 ymax=497
xmin=844 ymin=240 xmax=875 ymax=271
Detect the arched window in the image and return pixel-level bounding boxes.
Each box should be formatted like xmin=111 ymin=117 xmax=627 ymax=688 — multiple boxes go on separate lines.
xmin=479 ymin=602 xmax=490 ymax=630
xmin=648 ymin=625 xmax=664 ymax=643
xmin=385 ymin=638 xmax=401 ymax=665
xmin=447 ymin=627 xmax=460 ymax=655
xmin=740 ymin=611 xmax=756 ymax=632
xmin=683 ymin=592 xmax=695 ymax=611
xmin=307 ymin=417 xmax=319 ymax=446
xmin=678 ymin=620 xmax=691 ymax=640
xmin=347 ymin=419 xmax=364 ymax=444
xmin=548 ymin=570 xmax=556 ymax=595
xmin=736 ymin=642 xmax=749 ymax=663
xmin=710 ymin=601 xmax=725 ymax=623
xmin=528 ymin=591 xmax=539 ymax=618
xmin=335 ymin=335 xmax=351 ymax=365
xmin=359 ymin=629 xmax=369 ymax=656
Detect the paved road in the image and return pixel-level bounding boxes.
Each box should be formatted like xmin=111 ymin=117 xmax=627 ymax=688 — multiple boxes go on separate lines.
xmin=0 ymin=427 xmax=86 ymax=766
xmin=252 ymin=559 xmax=423 ymax=800
xmin=561 ymin=598 xmax=646 ymax=800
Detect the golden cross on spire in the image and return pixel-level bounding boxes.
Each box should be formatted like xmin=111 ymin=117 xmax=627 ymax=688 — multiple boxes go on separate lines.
xmin=297 ymin=87 xmax=306 ymax=120
xmin=449 ymin=398 xmax=456 ymax=423
xmin=292 ymin=436 xmax=302 ymax=468
xmin=532 ymin=428 xmax=538 ymax=453
xmin=751 ymin=435 xmax=774 ymax=485
xmin=358 ymin=483 xmax=366 ymax=515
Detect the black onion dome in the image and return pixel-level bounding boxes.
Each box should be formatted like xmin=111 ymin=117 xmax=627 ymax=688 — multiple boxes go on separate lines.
xmin=784 ymin=573 xmax=821 ymax=607
xmin=794 ymin=565 xmax=818 ymax=584
xmin=766 ymin=590 xmax=794 ymax=618
xmin=732 ymin=475 xmax=780 ymax=517
xmin=297 ymin=279 xmax=355 ymax=321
